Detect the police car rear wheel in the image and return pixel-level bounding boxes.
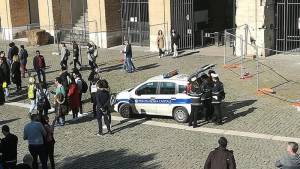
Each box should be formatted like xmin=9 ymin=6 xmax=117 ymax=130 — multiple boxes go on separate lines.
xmin=173 ymin=107 xmax=188 ymax=123
xmin=119 ymin=104 xmax=131 ymax=118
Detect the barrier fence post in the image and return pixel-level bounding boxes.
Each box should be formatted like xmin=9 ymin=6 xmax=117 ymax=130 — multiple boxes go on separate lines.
xmin=256 ymin=46 xmax=259 ymax=91
xmin=224 ymin=30 xmax=227 ymax=65
xmin=240 ymin=35 xmax=244 ymax=78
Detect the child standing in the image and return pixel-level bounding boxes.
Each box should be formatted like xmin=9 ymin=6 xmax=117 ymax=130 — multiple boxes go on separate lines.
xmin=28 ymin=77 xmax=37 ymax=114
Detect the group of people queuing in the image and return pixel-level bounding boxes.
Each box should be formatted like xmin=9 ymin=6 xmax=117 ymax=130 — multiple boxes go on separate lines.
xmin=0 ymin=43 xmax=29 ymax=104
xmin=187 ymin=70 xmax=225 ymax=128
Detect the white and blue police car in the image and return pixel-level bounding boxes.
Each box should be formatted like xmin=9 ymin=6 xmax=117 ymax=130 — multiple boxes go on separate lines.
xmin=114 ymin=70 xmax=194 ymax=123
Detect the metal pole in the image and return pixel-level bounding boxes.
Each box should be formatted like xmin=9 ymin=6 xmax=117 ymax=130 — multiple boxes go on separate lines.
xmin=240 ymin=35 xmax=244 ymax=78
xmin=256 ymin=45 xmax=259 ymax=91
xmin=244 ymin=25 xmax=248 ymax=58
xmin=224 ymin=30 xmax=227 ymax=65
xmin=83 ymin=0 xmax=86 ymax=42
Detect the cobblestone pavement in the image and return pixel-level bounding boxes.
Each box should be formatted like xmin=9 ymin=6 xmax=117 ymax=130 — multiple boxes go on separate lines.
xmin=1 ymin=44 xmax=300 ymax=168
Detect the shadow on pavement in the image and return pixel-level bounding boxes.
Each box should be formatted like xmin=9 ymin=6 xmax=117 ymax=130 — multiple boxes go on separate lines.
xmin=176 ymin=51 xmax=199 ymax=58
xmin=112 ymin=118 xmax=148 ymax=133
xmin=0 ymin=118 xmax=20 ymax=125
xmin=222 ymin=99 xmax=257 ymax=124
xmin=58 ymin=149 xmax=159 ymax=169
xmin=137 ymin=63 xmax=159 ymax=71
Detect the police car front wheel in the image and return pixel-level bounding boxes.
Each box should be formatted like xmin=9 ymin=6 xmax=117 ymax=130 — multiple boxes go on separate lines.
xmin=173 ymin=107 xmax=189 ymax=123
xmin=119 ymin=104 xmax=132 ymax=118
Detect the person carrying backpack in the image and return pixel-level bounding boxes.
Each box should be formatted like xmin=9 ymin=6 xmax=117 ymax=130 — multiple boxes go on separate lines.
xmin=87 ymin=43 xmax=98 ymax=70
xmin=60 ymin=43 xmax=70 ymax=68
xmin=88 ymin=70 xmax=99 ymax=118
xmin=33 ymin=50 xmax=46 ymax=83
xmin=36 ymin=83 xmax=51 ymax=120
xmin=72 ymin=68 xmax=87 ymax=115
xmin=19 ymin=45 xmax=28 ymax=78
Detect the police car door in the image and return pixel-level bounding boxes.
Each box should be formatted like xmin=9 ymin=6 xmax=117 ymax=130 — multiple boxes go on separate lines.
xmin=157 ymin=82 xmax=177 ymax=116
xmin=133 ymin=82 xmax=158 ymax=115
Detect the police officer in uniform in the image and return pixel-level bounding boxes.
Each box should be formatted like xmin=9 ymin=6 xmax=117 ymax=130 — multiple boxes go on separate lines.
xmin=199 ymin=73 xmax=213 ymax=122
xmin=211 ymin=73 xmax=225 ymax=125
xmin=187 ymin=76 xmax=202 ymax=128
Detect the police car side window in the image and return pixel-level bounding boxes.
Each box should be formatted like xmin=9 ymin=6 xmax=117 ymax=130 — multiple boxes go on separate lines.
xmin=159 ymin=82 xmax=176 ymax=95
xmin=178 ymin=85 xmax=186 ymax=93
xmin=136 ymin=82 xmax=158 ymax=95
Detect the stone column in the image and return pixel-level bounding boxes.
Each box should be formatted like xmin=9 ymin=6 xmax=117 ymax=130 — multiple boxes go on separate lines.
xmin=235 ymin=0 xmax=275 ymax=57
xmin=87 ymin=0 xmax=121 ymax=48
xmin=39 ymin=0 xmax=72 ymax=36
xmin=149 ymin=0 xmax=172 ymax=52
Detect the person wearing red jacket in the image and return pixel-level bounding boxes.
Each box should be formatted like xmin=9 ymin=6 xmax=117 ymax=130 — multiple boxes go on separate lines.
xmin=68 ymin=77 xmax=80 ymax=120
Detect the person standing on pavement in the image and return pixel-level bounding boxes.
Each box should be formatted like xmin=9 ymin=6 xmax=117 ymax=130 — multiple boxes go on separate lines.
xmin=19 ymin=45 xmax=29 ymax=78
xmin=59 ymin=65 xmax=71 ymax=92
xmin=23 ymin=114 xmax=48 ymax=169
xmin=204 ymin=137 xmax=236 ymax=169
xmin=87 ymin=43 xmax=98 ymax=70
xmin=72 ymin=41 xmax=81 ymax=69
xmin=67 ymin=77 xmax=80 ymax=120
xmin=157 ymin=30 xmax=165 ymax=58
xmin=7 ymin=42 xmax=19 ymax=66
xmin=121 ymin=40 xmax=135 ymax=73
xmin=72 ymin=69 xmax=85 ymax=115
xmin=28 ymin=77 xmax=37 ymax=114
xmin=0 ymin=125 xmax=18 ymax=169
xmin=54 ymin=77 xmax=67 ymax=126
xmin=211 ymin=74 xmax=225 ymax=125
xmin=187 ymin=76 xmax=202 ymax=128
xmin=33 ymin=50 xmax=46 ymax=83
xmin=95 ymin=79 xmax=112 ymax=135
xmin=60 ymin=43 xmax=70 ymax=68
xmin=88 ymin=70 xmax=99 ymax=118
xmin=276 ymin=142 xmax=300 ymax=168
xmin=41 ymin=116 xmax=56 ymax=169
xmin=199 ymin=73 xmax=213 ymax=122
xmin=36 ymin=83 xmax=51 ymax=119
xmin=171 ymin=29 xmax=180 ymax=58
xmin=11 ymin=55 xmax=22 ymax=93
xmin=0 ymin=55 xmax=10 ymax=97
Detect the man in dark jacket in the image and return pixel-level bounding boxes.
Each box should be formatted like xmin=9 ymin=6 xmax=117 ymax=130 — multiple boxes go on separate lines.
xmin=19 ymin=45 xmax=28 ymax=78
xmin=7 ymin=42 xmax=19 ymax=65
xmin=0 ymin=55 xmax=10 ymax=97
xmin=204 ymin=137 xmax=236 ymax=169
xmin=199 ymin=73 xmax=212 ymax=121
xmin=171 ymin=29 xmax=180 ymax=57
xmin=276 ymin=142 xmax=300 ymax=169
xmin=95 ymin=79 xmax=112 ymax=135
xmin=59 ymin=65 xmax=71 ymax=92
xmin=0 ymin=125 xmax=18 ymax=169
xmin=211 ymin=73 xmax=225 ymax=125
xmin=33 ymin=50 xmax=46 ymax=83
xmin=72 ymin=41 xmax=81 ymax=69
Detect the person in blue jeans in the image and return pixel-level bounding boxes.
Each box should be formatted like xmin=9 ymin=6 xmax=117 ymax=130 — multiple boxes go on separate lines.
xmin=23 ymin=114 xmax=48 ymax=169
xmin=121 ymin=40 xmax=135 ymax=73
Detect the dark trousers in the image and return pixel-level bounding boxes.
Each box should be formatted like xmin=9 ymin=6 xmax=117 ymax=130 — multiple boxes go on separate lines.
xmin=189 ymin=105 xmax=200 ymax=127
xmin=96 ymin=112 xmax=111 ymax=134
xmin=158 ymin=48 xmax=164 ymax=56
xmin=46 ymin=143 xmax=55 ymax=169
xmin=3 ymin=160 xmax=17 ymax=169
xmin=79 ymin=93 xmax=83 ymax=114
xmin=0 ymin=85 xmax=5 ymax=105
xmin=36 ymin=69 xmax=46 ymax=83
xmin=213 ymin=103 xmax=222 ymax=123
xmin=38 ymin=109 xmax=48 ymax=120
xmin=72 ymin=107 xmax=79 ymax=118
xmin=92 ymin=102 xmax=97 ymax=118
xmin=28 ymin=144 xmax=48 ymax=169
xmin=21 ymin=64 xmax=27 ymax=77
xmin=60 ymin=60 xmax=67 ymax=68
xmin=203 ymin=99 xmax=212 ymax=121
xmin=73 ymin=58 xmax=81 ymax=69
xmin=89 ymin=60 xmax=97 ymax=70
xmin=171 ymin=42 xmax=175 ymax=52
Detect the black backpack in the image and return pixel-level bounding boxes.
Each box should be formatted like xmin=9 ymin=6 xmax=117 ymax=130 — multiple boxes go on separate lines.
xmin=81 ymin=79 xmax=88 ymax=93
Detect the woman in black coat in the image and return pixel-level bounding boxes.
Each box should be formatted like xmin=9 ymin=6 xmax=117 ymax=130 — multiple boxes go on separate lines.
xmin=0 ymin=56 xmax=11 ymax=86
xmin=11 ymin=55 xmax=22 ymax=92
